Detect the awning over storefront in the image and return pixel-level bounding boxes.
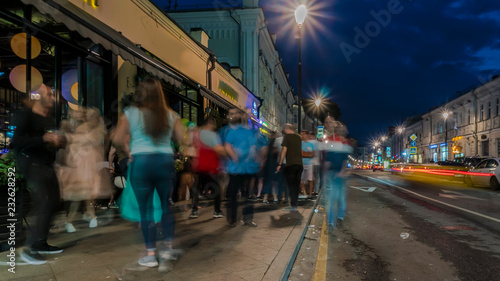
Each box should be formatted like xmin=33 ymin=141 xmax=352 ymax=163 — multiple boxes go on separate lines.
xmin=200 ymin=87 xmax=233 ymax=110
xmin=21 ymin=0 xmax=183 ymax=88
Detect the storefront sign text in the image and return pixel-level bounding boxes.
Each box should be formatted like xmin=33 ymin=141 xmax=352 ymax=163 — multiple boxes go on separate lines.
xmin=84 ymin=0 xmax=99 ymax=8
xmin=217 ymin=80 xmax=239 ymax=103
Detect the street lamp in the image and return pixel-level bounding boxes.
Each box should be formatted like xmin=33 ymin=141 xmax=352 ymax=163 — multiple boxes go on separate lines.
xmin=442 ymin=111 xmax=451 ymax=161
xmin=295 ymin=4 xmax=307 ymax=132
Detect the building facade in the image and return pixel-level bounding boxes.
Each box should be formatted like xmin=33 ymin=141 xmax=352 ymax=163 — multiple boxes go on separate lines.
xmin=401 ymin=76 xmax=500 ymax=163
xmin=1 ymin=0 xmax=262 ymax=144
xmin=167 ymin=0 xmax=295 ymax=131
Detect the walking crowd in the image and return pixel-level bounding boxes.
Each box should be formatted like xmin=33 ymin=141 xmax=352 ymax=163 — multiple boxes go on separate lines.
xmin=11 ymin=77 xmax=353 ymax=271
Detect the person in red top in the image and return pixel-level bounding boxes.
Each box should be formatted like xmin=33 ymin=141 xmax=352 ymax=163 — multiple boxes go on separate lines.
xmin=189 ymin=116 xmax=227 ymax=219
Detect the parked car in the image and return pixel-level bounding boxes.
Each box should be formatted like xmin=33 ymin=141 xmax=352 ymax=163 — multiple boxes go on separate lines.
xmin=464 ymin=158 xmax=500 ymax=190
xmin=461 ymin=157 xmax=488 ymax=168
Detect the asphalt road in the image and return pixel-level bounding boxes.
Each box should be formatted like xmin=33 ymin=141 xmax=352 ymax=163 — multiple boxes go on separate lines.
xmin=289 ymin=170 xmax=500 ymax=281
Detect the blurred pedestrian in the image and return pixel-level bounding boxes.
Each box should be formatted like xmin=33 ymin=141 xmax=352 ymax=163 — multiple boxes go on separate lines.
xmin=274 ymin=131 xmax=289 ymax=203
xmin=223 ymin=108 xmax=258 ymax=227
xmin=13 ymin=85 xmax=66 ymax=264
xmin=323 ymin=117 xmax=352 ymax=230
xmin=308 ymin=131 xmax=322 ymax=196
xmin=189 ymin=116 xmax=226 ymax=219
xmin=57 ymin=107 xmax=111 ymax=232
xmin=261 ymin=131 xmax=279 ymax=203
xmin=300 ymin=131 xmax=315 ymax=200
xmin=112 ymin=77 xmax=184 ymax=268
xmin=276 ymin=124 xmax=303 ymax=212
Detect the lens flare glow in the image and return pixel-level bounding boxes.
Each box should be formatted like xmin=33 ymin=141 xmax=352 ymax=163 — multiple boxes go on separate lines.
xmin=264 ymin=0 xmax=335 ymax=47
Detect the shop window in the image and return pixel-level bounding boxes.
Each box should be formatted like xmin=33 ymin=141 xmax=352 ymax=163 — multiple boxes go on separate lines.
xmin=86 ymin=59 xmax=104 ymax=111
xmin=190 ymin=106 xmax=198 ymax=126
xmin=187 ymin=89 xmax=197 ymax=102
xmin=440 ymin=146 xmax=448 ymax=161
xmin=182 ymin=102 xmax=190 ymax=120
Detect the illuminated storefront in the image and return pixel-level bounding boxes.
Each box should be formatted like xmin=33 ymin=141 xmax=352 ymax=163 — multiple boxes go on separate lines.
xmin=1 ymin=0 xmax=261 ymax=136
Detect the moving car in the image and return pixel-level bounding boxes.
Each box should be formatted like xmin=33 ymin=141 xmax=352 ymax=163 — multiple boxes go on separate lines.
xmin=372 ymin=165 xmax=384 ymax=172
xmin=464 ymin=158 xmax=500 ymax=190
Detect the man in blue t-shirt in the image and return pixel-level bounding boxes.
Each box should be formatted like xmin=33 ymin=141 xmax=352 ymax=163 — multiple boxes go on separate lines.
xmin=223 ymin=109 xmax=258 ymax=227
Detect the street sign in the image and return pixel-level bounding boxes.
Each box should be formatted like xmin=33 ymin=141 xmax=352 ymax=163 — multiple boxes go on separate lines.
xmin=410 ymin=147 xmax=417 ymax=154
xmin=410 ymin=141 xmax=416 ymax=147
xmin=317 ymin=126 xmax=324 ymax=139
xmin=410 ymin=134 xmax=417 ymax=141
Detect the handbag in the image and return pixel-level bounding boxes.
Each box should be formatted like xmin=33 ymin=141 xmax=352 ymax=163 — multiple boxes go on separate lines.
xmin=192 ymin=131 xmax=220 ymax=174
xmin=114 ymin=176 xmax=126 ymax=189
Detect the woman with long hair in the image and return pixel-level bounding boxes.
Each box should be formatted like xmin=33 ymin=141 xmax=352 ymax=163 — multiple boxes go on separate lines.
xmin=112 ymin=77 xmax=183 ymax=269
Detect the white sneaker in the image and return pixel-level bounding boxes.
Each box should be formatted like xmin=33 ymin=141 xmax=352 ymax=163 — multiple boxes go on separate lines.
xmin=89 ymin=218 xmax=97 ymax=228
xmin=65 ymin=222 xmax=76 ymax=233
xmin=138 ymin=255 xmax=158 ymax=267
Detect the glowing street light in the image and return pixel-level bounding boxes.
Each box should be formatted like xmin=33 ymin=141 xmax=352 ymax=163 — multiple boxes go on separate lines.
xmin=295 ymin=5 xmax=307 ymax=25
xmin=313 ymin=97 xmax=322 ymax=131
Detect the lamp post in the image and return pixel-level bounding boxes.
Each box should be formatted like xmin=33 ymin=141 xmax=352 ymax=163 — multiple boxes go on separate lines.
xmin=314 ymin=98 xmax=321 ymax=131
xmin=443 ymin=112 xmax=450 ymax=161
xmin=295 ymin=5 xmax=307 ymax=132
xmin=396 ymin=125 xmax=404 ymax=162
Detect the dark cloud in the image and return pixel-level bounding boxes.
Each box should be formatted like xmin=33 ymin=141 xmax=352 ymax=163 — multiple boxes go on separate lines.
xmin=152 ymin=0 xmax=500 ymax=145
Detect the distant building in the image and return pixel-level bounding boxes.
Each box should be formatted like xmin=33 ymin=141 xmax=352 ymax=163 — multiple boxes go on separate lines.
xmin=401 ymin=76 xmax=500 ymax=163
xmin=167 ymin=0 xmax=294 ymax=131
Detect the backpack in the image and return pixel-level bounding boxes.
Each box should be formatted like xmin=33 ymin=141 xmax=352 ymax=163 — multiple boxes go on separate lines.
xmin=192 ymin=131 xmax=220 ymax=174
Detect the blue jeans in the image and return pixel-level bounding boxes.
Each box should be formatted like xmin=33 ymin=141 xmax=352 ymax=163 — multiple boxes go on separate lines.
xmin=325 ymin=170 xmax=346 ymax=226
xmin=129 ymin=153 xmax=176 ymax=251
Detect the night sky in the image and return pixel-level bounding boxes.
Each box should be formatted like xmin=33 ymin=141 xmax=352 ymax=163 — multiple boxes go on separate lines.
xmin=151 ymin=0 xmax=500 ymax=146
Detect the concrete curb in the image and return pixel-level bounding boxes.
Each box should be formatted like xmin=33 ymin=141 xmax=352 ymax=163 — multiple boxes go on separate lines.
xmin=269 ymin=191 xmax=322 ymax=281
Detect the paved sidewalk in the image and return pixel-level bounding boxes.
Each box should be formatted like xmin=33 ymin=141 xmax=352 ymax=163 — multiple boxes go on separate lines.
xmin=1 ymin=199 xmax=315 ymax=281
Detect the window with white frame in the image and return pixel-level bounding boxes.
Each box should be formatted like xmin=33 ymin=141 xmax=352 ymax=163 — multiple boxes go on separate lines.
xmin=488 ymin=102 xmax=491 ymax=119
xmin=480 ymin=105 xmax=484 ymax=121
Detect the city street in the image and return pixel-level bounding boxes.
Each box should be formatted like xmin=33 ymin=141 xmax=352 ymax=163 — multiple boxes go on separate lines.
xmin=290 ymin=170 xmax=500 ymax=281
